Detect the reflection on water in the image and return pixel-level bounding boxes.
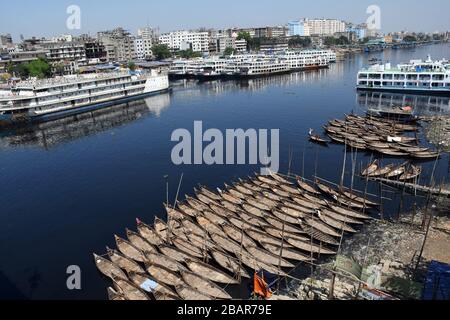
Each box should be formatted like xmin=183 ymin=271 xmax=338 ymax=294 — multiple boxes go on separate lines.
xmin=356 ymin=91 xmax=450 ymax=116
xmin=172 ymin=67 xmax=333 ymax=98
xmin=0 ymin=93 xmax=171 ymax=149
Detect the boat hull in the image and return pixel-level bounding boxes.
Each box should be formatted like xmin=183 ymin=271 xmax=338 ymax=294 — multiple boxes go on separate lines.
xmin=357 ymin=86 xmax=450 ymax=97
xmin=0 ymin=88 xmax=171 ymax=127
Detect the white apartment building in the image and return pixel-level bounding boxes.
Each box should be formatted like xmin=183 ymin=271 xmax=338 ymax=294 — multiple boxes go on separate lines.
xmin=134 ymin=37 xmax=153 ymax=60
xmin=304 ymin=19 xmax=346 ymax=36
xmin=159 ymin=31 xmax=209 ymax=53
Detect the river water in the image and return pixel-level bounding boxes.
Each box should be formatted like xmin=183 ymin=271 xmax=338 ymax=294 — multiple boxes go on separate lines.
xmin=0 ymin=43 xmax=449 ymax=300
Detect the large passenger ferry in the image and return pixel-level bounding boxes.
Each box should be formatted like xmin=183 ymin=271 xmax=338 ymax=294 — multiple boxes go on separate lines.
xmin=357 ymin=56 xmax=450 ymax=95
xmin=0 ymin=69 xmax=170 ymax=125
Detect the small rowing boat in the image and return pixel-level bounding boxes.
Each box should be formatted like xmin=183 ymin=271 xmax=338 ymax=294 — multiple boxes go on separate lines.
xmin=93 ymin=253 xmax=127 ymax=280
xmin=181 ymin=271 xmax=232 ymax=299
xmin=186 ymin=259 xmax=239 ymax=284
xmin=114 ymin=235 xmax=146 ymax=263
xmin=146 ymin=264 xmax=184 ymax=287
xmin=107 ymin=247 xmax=145 ymax=274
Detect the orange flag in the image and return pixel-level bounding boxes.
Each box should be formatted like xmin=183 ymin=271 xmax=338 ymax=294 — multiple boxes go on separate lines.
xmin=253 ymin=272 xmax=272 ymax=299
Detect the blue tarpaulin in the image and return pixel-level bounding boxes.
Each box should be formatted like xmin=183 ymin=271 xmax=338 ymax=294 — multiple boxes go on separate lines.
xmin=422 ymin=261 xmax=450 ymax=300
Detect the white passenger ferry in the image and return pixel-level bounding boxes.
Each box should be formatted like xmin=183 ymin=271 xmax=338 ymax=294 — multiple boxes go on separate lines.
xmin=357 ymin=56 xmax=450 ymax=95
xmin=0 ymin=69 xmax=169 ymax=124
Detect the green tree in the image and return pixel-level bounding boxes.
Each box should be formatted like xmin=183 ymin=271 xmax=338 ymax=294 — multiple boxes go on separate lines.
xmin=288 ymin=36 xmax=312 ymax=48
xmin=403 ymin=35 xmax=417 ymax=43
xmin=177 ymin=49 xmax=202 ymax=59
xmin=128 ymin=61 xmax=136 ymax=71
xmin=223 ymin=47 xmax=237 ymax=56
xmin=151 ymin=44 xmax=172 ymax=60
xmin=27 ymin=58 xmax=51 ymax=78
xmin=237 ymin=31 xmax=252 ymax=42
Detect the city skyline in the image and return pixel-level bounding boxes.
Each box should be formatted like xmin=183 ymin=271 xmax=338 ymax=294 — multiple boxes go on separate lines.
xmin=1 ymin=0 xmax=450 ymax=41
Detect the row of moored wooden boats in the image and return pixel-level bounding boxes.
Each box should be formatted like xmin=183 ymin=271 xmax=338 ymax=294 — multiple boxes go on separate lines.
xmin=362 ymin=159 xmax=422 ymax=181
xmin=94 ymin=173 xmax=379 ymax=300
xmin=311 ymin=114 xmax=439 ymax=160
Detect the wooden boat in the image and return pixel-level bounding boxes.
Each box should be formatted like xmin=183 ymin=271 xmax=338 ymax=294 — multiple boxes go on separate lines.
xmin=199 ymin=186 xmax=222 ymax=201
xmin=394 ymin=145 xmax=428 ymax=153
xmin=261 ymin=228 xmax=310 ymax=242
xmin=260 ymin=242 xmax=312 ymax=262
xmin=318 ymin=212 xmax=357 ymax=233
xmin=284 ymin=200 xmax=314 ymax=214
xmin=177 ymin=203 xmax=199 ymax=217
xmin=291 ymin=196 xmax=321 ymax=210
xmin=226 ymin=187 xmax=247 ymax=200
xmin=238 ymin=251 xmax=286 ymax=276
xmin=126 ymin=229 xmax=157 ymax=254
xmin=253 ymin=194 xmax=279 ymax=209
xmin=107 ymin=287 xmax=126 ymax=301
xmin=269 ymin=172 xmax=293 ymax=185
xmin=221 ymin=200 xmax=241 ymax=214
xmin=321 ymin=209 xmax=364 ymax=225
xmin=165 ymin=205 xmax=191 ymax=221
xmin=181 ymin=219 xmax=208 ymax=237
xmin=221 ymin=192 xmax=243 ymax=205
xmin=154 ymin=217 xmax=170 ymax=240
xmin=271 ymin=209 xmax=301 ymax=225
xmin=223 ymin=224 xmax=257 ymax=247
xmin=211 ymin=250 xmax=251 ymax=279
xmin=247 ymin=228 xmax=299 ymax=246
xmin=265 ymin=215 xmax=304 ymax=234
xmin=298 ymin=224 xmax=340 ymax=246
xmin=159 ymin=244 xmax=198 ymax=263
xmin=233 ymin=183 xmax=255 ymax=196
xmin=304 ymin=217 xmax=341 ymax=238
xmin=256 ymin=175 xmax=279 ymax=186
xmin=208 ymin=203 xmax=236 ymax=219
xmin=196 ymin=215 xmax=223 ymax=235
xmin=114 ymin=235 xmax=146 ymax=263
xmin=335 ymin=196 xmax=367 ymax=210
xmin=268 ymin=187 xmax=291 ymax=198
xmin=93 ymin=253 xmax=127 ymax=280
xmin=107 ymin=247 xmax=145 ymax=274
xmin=128 ymin=272 xmax=179 ymax=300
xmin=186 ymin=259 xmax=239 ymax=284
xmin=297 ymin=179 xmax=321 ymax=195
xmin=236 ymin=211 xmax=271 ymax=228
xmin=228 ymin=216 xmax=261 ymax=232
xmin=181 ymin=271 xmax=232 ymax=299
xmin=410 ymin=151 xmax=440 ymax=159
xmin=201 ymin=210 xmax=228 ymax=226
xmin=261 ymin=190 xmax=284 ymax=202
xmin=144 ymin=251 xmax=187 ymax=273
xmin=302 ymin=193 xmax=329 ymax=206
xmin=329 ymin=204 xmax=373 ymax=220
xmin=113 ymin=277 xmax=150 ymax=301
xmin=309 ymin=129 xmax=328 ymax=144
xmin=399 ymin=165 xmax=422 ymax=181
xmin=362 ymin=160 xmax=379 ymax=176
xmin=340 ymin=190 xmax=379 ymax=207
xmin=376 ymin=148 xmax=409 ymax=157
xmin=328 ymin=133 xmax=345 ymax=144
xmin=196 ymin=192 xmax=219 ymax=205
xmin=172 ymin=237 xmax=207 ymax=259
xmin=136 ymin=219 xmax=164 ymax=246
xmin=368 ymin=164 xmax=395 ymax=177
xmin=245 ymin=198 xmax=271 ymax=212
xmin=279 ymin=184 xmax=303 ymax=196
xmin=172 ymin=229 xmax=217 ymax=251
xmin=385 ymin=163 xmax=408 ymax=179
xmin=186 ymin=196 xmax=210 ymax=212
xmin=285 ymin=237 xmax=335 ymax=255
xmin=210 ymin=233 xmax=243 ymax=256
xmin=146 ymin=264 xmax=184 ymax=287
xmin=246 ymin=246 xmax=294 ymax=268
xmin=175 ymin=285 xmax=213 ymax=301
xmin=315 ymin=180 xmax=340 ymax=198
xmin=278 ymin=205 xmax=307 ymax=219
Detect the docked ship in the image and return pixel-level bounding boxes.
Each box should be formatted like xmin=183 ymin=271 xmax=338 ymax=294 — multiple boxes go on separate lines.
xmin=357 ymin=56 xmax=450 ymax=96
xmin=168 ymin=50 xmax=335 ymax=80
xmin=0 ymin=69 xmax=170 ymax=125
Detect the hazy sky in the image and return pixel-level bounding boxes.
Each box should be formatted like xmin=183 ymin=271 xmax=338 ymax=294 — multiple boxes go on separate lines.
xmin=1 ymin=0 xmax=450 ymax=41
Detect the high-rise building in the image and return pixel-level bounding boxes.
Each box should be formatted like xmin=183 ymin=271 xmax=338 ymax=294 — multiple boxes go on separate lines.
xmin=98 ymin=28 xmax=136 ymax=62
xmin=158 ymin=30 xmax=209 ymax=53
xmin=0 ymin=34 xmax=13 ymax=47
xmin=288 ymin=21 xmax=306 ymax=37
xmin=303 ymin=19 xmax=346 ymax=36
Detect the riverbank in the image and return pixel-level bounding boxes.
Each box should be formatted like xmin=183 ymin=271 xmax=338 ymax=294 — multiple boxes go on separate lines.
xmin=274 ymin=211 xmax=450 ymax=300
